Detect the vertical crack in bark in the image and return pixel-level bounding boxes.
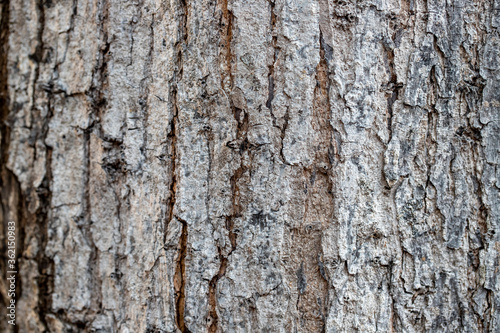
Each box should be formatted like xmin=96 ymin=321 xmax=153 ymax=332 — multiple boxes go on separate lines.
xmin=84 ymin=0 xmax=111 ymax=322
xmin=30 ymin=0 xmax=45 ymax=103
xmin=208 ymin=134 xmax=246 ymax=333
xmin=32 ymin=1 xmax=56 ymax=330
xmin=171 ymin=0 xmax=189 ymax=331
xmin=82 ymin=126 xmax=102 ymax=325
xmin=279 ymin=107 xmax=290 ymax=165
xmin=174 ymin=217 xmax=190 ymax=333
xmin=266 ymin=0 xmax=277 ymax=114
xmin=90 ymin=0 xmax=110 ymax=130
xmin=207 ymin=109 xmax=247 ymax=332
xmin=381 ymin=26 xmax=401 ymax=331
xmin=169 ymin=87 xmax=188 ymax=332
xmin=36 ymin=124 xmax=54 ymax=333
xmin=387 ymin=258 xmax=398 ymax=332
xmin=141 ymin=6 xmax=155 ymax=164
xmin=164 ymin=89 xmax=177 ymax=242
xmin=208 ymin=1 xmax=236 ymax=331
xmin=169 ymin=63 xmax=191 ymax=333
xmin=384 ymin=42 xmax=398 ymax=143
xmin=208 ymin=245 xmax=227 ymax=333
xmin=218 ymin=0 xmax=233 ymax=93
xmin=300 ymin=29 xmax=334 ymax=331
xmin=265 ymin=0 xmax=290 ymax=166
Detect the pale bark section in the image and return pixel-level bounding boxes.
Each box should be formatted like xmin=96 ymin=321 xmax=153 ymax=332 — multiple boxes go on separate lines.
xmin=0 ymin=0 xmax=499 ymax=332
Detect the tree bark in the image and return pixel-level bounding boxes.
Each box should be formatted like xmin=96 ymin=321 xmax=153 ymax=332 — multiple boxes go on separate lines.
xmin=1 ymin=0 xmax=499 ymax=332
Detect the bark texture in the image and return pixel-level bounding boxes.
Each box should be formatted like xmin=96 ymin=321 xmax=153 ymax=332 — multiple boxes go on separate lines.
xmin=0 ymin=0 xmax=499 ymax=332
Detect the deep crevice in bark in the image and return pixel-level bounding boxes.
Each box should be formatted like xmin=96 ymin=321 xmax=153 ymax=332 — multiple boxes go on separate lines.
xmin=218 ymin=0 xmax=233 ymax=93
xmin=315 ymin=31 xmax=334 ymax=331
xmin=266 ymin=0 xmax=277 ymax=113
xmin=207 ymin=105 xmax=247 ymax=331
xmin=384 ymin=43 xmax=398 ymax=143
xmin=32 ymin=1 xmax=56 ymax=330
xmin=84 ymin=0 xmax=111 ymax=325
xmin=174 ymin=217 xmax=190 ymax=333
xmin=170 ymin=71 xmax=188 ymax=333
xmin=208 ymin=1 xmax=237 ymax=331
xmin=172 ymin=1 xmax=189 ymax=331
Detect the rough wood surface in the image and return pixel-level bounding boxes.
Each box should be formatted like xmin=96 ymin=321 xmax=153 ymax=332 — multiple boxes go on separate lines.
xmin=0 ymin=0 xmax=499 ymax=332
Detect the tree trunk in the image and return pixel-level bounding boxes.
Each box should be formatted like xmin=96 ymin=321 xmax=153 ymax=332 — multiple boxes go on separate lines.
xmin=1 ymin=0 xmax=499 ymax=332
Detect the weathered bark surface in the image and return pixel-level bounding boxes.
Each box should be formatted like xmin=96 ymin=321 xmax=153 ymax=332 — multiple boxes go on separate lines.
xmin=0 ymin=0 xmax=499 ymax=332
